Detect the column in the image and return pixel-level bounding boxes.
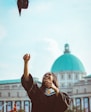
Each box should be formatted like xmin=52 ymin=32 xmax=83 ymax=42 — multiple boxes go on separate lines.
xmin=73 ymin=98 xmax=76 ymax=111
xmin=81 ymin=97 xmax=84 ymax=110
xmin=69 ymin=99 xmax=73 ymax=110
xmin=30 ymin=101 xmax=32 ymax=111
xmin=4 ymin=101 xmax=6 ymax=112
xmin=21 ymin=100 xmax=24 ymax=110
xmin=89 ymin=97 xmax=91 ymax=111
xmin=73 ymin=98 xmax=76 ymax=106
xmin=12 ymin=101 xmax=15 ymax=107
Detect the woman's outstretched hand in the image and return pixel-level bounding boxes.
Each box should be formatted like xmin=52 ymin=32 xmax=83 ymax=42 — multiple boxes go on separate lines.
xmin=23 ymin=54 xmax=30 ymax=80
xmin=23 ymin=54 xmax=30 ymax=63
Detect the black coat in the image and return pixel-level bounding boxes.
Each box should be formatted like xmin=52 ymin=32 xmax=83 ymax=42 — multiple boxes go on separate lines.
xmin=21 ymin=74 xmax=68 ymax=112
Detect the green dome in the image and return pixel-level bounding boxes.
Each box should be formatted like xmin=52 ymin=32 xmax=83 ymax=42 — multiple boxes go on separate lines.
xmin=51 ymin=44 xmax=85 ymax=73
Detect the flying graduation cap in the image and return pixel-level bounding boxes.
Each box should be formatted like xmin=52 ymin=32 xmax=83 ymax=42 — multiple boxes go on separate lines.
xmin=17 ymin=0 xmax=29 ymax=16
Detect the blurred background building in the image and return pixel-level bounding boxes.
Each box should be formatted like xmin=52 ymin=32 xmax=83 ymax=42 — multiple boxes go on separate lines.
xmin=0 ymin=44 xmax=91 ymax=112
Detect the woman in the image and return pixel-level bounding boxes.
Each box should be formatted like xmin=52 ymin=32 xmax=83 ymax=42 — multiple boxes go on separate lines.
xmin=21 ymin=54 xmax=70 ymax=112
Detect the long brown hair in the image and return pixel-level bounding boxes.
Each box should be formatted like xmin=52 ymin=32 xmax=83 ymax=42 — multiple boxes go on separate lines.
xmin=40 ymin=72 xmax=59 ymax=92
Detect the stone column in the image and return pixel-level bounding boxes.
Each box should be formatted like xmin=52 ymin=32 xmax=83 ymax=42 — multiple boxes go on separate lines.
xmin=12 ymin=101 xmax=15 ymax=107
xmin=30 ymin=101 xmax=32 ymax=112
xmin=73 ymin=98 xmax=76 ymax=106
xmin=3 ymin=101 xmax=6 ymax=112
xmin=69 ymin=99 xmax=73 ymax=110
xmin=89 ymin=97 xmax=91 ymax=111
xmin=81 ymin=97 xmax=84 ymax=110
xmin=72 ymin=98 xmax=76 ymax=111
xmin=21 ymin=100 xmax=24 ymax=110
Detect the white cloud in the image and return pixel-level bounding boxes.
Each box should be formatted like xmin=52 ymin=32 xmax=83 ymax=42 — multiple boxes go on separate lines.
xmin=42 ymin=38 xmax=61 ymax=58
xmin=33 ymin=38 xmax=64 ymax=59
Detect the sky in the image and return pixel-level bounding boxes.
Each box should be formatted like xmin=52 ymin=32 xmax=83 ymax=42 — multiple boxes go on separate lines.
xmin=0 ymin=0 xmax=91 ymax=81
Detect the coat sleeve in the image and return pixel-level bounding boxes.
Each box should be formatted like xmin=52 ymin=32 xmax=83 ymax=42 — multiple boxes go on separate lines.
xmin=21 ymin=74 xmax=39 ymax=101
xmin=55 ymin=92 xmax=70 ymax=112
xmin=21 ymin=74 xmax=34 ymax=92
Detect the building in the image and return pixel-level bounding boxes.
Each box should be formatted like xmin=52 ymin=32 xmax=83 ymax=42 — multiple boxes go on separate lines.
xmin=51 ymin=43 xmax=91 ymax=111
xmin=72 ymin=75 xmax=91 ymax=111
xmin=0 ymin=78 xmax=41 ymax=112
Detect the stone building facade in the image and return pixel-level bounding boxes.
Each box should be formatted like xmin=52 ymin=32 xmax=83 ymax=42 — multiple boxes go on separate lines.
xmin=0 ymin=79 xmax=41 ymax=112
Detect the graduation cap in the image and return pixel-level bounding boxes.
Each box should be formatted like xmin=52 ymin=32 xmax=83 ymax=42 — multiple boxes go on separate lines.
xmin=17 ymin=0 xmax=29 ymax=16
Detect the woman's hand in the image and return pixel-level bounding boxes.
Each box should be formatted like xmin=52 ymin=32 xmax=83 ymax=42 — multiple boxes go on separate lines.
xmin=23 ymin=54 xmax=30 ymax=63
xmin=23 ymin=54 xmax=30 ymax=80
xmin=44 ymin=78 xmax=52 ymax=88
xmin=44 ymin=78 xmax=59 ymax=95
xmin=51 ymin=82 xmax=59 ymax=95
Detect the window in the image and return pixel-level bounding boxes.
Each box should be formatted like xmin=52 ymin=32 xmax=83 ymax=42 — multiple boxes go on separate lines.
xmin=0 ymin=93 xmax=1 ymax=97
xmin=83 ymin=97 xmax=90 ymax=111
xmin=6 ymin=101 xmax=12 ymax=112
xmin=24 ymin=101 xmax=30 ymax=112
xmin=68 ymin=74 xmax=71 ymax=80
xmin=84 ymin=88 xmax=86 ymax=93
xmin=12 ymin=85 xmax=17 ymax=88
xmin=76 ymin=98 xmax=81 ymax=110
xmin=68 ymin=83 xmax=71 ymax=87
xmin=15 ymin=101 xmax=21 ymax=110
xmin=4 ymin=86 xmax=9 ymax=89
xmin=8 ymin=92 xmax=10 ymax=97
xmin=0 ymin=101 xmax=4 ymax=111
xmin=61 ymin=83 xmax=65 ymax=87
xmin=61 ymin=74 xmax=64 ymax=79
xmin=76 ymin=89 xmax=78 ymax=94
xmin=75 ymin=74 xmax=78 ymax=80
xmin=17 ymin=92 xmax=19 ymax=97
xmin=19 ymin=85 xmax=22 ymax=88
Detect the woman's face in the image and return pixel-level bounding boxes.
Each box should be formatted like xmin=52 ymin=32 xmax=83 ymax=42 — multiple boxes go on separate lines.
xmin=42 ymin=73 xmax=53 ymax=88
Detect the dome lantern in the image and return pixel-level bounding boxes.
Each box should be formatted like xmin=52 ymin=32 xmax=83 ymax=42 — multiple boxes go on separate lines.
xmin=64 ymin=43 xmax=70 ymax=54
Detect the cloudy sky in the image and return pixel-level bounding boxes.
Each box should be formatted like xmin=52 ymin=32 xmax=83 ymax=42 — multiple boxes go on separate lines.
xmin=0 ymin=0 xmax=91 ymax=81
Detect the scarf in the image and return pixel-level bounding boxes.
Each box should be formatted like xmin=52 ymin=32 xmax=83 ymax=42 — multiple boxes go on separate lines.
xmin=44 ymin=88 xmax=55 ymax=96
